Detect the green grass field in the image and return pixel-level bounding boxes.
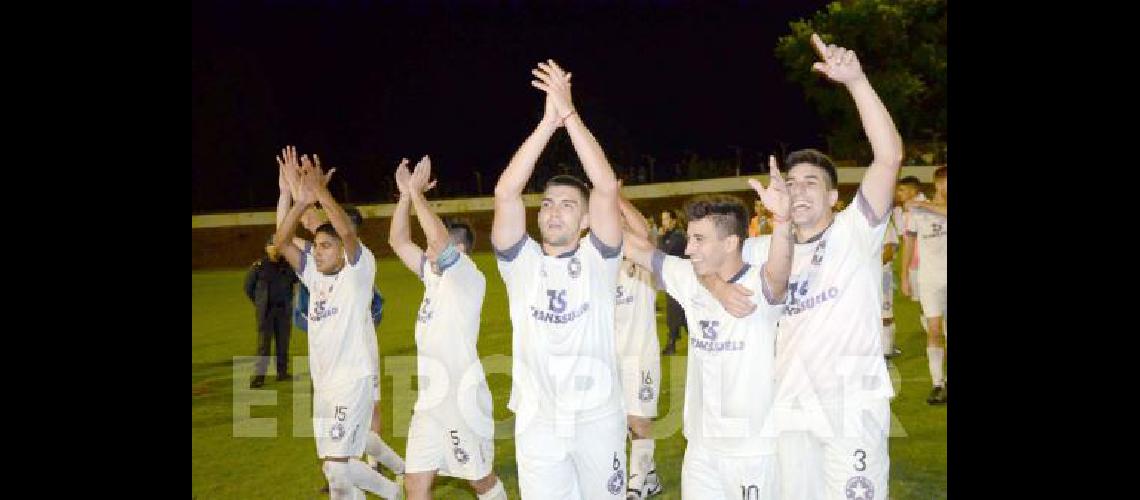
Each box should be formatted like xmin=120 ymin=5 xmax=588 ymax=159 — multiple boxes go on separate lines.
xmin=193 ymin=253 xmax=946 ymax=499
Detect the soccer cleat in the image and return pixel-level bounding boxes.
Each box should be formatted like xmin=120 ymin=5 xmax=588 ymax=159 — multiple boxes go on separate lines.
xmin=926 ymin=385 xmax=947 ymax=405
xmin=642 ymin=469 xmax=662 ymax=497
xmin=249 ymin=375 xmax=265 ymax=389
xmin=627 ymin=472 xmax=642 ymax=499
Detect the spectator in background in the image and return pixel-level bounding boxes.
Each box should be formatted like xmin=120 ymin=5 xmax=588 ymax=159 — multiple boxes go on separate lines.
xmin=658 ymin=209 xmax=688 ymax=355
xmin=749 ymin=198 xmax=772 ymax=237
xmin=645 ymin=210 xmax=660 ymax=243
xmin=244 ymin=237 xmax=299 ymax=388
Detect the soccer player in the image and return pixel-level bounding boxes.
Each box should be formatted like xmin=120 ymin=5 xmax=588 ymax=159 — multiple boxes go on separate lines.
xmin=387 ymin=156 xmax=507 ymax=500
xmin=273 ymin=154 xmax=403 ymax=500
xmin=618 ymin=155 xmax=793 ymax=499
xmin=491 ymin=59 xmax=628 ymax=499
xmin=894 ymin=175 xmax=926 ymax=312
xmin=901 ymin=166 xmax=947 ymax=405
xmin=614 ymin=191 xmax=662 ymax=499
xmin=276 ymin=147 xmax=406 ymax=486
xmin=706 ymin=34 xmax=903 ymax=499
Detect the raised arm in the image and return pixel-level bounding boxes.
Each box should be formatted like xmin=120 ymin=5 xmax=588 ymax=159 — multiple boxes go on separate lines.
xmin=492 ymin=89 xmax=562 ymax=251
xmin=387 ymin=158 xmax=426 ymax=274
xmin=811 ymin=33 xmax=903 ymax=220
xmin=273 ymin=190 xmax=315 ymax=273
xmin=748 ymin=156 xmax=793 ymax=303
xmin=533 ymin=60 xmax=623 ymax=248
xmin=302 ymin=154 xmax=360 ymax=263
xmin=279 ymin=145 xmax=333 ymax=249
xmin=621 ymin=226 xmax=656 ymax=271
xmin=406 ymin=156 xmax=449 ymax=256
xmin=275 ymin=165 xmax=291 ymax=229
xmin=617 ymin=183 xmax=650 ymax=241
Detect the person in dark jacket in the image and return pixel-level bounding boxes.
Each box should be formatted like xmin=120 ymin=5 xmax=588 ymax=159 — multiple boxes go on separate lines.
xmin=244 ymin=237 xmax=299 ymax=388
xmin=658 ymin=209 xmax=688 ymax=355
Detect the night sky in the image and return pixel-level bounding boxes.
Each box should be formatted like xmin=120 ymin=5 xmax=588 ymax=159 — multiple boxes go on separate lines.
xmin=192 ymin=0 xmax=833 ymax=213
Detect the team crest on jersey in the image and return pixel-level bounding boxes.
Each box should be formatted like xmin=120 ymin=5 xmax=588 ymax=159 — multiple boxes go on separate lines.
xmin=417 ymin=298 xmax=433 ymax=324
xmin=330 ymin=423 xmax=345 ymax=441
xmin=568 ymin=257 xmax=581 ymax=278
xmin=639 ymin=370 xmax=654 ymax=401
xmin=453 ymin=447 xmax=469 ymax=465
xmin=626 ymin=263 xmax=636 ymax=277
xmin=698 ymin=320 xmax=720 ymax=340
xmin=845 ymin=476 xmax=874 ymax=500
xmin=639 ymin=385 xmax=654 ymax=402
xmin=606 ymin=469 xmax=624 ymax=495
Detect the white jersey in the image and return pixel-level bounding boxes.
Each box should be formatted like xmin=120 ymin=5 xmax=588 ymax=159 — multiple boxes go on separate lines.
xmin=742 ymin=190 xmax=895 ymax=409
xmin=894 ymin=192 xmax=926 ymax=272
xmin=299 ymin=243 xmax=379 ymax=392
xmin=906 ymin=206 xmax=947 ymax=284
xmin=654 ymin=251 xmax=783 ymax=456
xmin=413 ymin=252 xmax=493 ymax=433
xmin=880 ymin=220 xmax=899 ymax=319
xmin=495 ymin=234 xmax=624 ymax=423
xmin=614 ymin=258 xmax=657 ymax=358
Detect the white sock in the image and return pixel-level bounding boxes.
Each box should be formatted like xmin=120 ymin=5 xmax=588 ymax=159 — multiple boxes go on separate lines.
xmin=331 ymin=486 xmax=365 ymax=500
xmin=476 ymin=478 xmax=508 ymax=500
xmin=629 ymin=438 xmax=655 ymax=489
xmin=347 ymin=459 xmax=402 ymax=499
xmin=323 ymin=462 xmax=368 ymax=500
xmin=366 ymin=431 xmax=406 ymax=474
xmin=881 ymin=323 xmax=895 ymax=355
xmin=926 ymin=346 xmax=945 ymax=387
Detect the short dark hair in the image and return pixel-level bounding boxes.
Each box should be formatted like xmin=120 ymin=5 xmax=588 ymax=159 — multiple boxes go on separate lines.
xmin=342 ymin=205 xmax=364 ymax=229
xmin=446 ymin=221 xmax=475 ymax=250
xmin=898 ymin=176 xmax=923 ymax=189
xmin=314 ymin=223 xmax=341 ymax=241
xmin=544 ymin=174 xmax=590 ymax=203
xmin=684 ymin=194 xmax=749 ymax=241
xmin=933 ymin=166 xmax=947 ymax=180
xmin=786 ymin=148 xmax=838 ymax=189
